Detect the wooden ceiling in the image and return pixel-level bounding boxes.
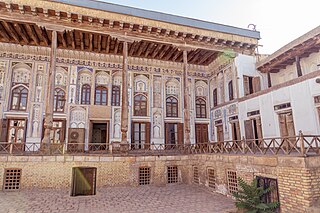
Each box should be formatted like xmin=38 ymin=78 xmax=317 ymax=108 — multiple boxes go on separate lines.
xmin=258 ymin=34 xmax=320 ymax=73
xmin=0 ymin=19 xmax=220 ymax=66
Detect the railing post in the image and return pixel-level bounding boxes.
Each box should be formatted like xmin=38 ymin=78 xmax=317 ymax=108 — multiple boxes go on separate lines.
xmin=62 ymin=143 xmax=66 ymax=155
xmin=299 ymin=130 xmax=305 ymax=156
xmin=242 ymin=136 xmax=246 ymax=154
xmin=9 ymin=142 xmax=13 ymax=155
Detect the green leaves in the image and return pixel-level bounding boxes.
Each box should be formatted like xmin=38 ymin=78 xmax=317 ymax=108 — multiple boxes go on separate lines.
xmin=232 ymin=177 xmax=280 ymax=213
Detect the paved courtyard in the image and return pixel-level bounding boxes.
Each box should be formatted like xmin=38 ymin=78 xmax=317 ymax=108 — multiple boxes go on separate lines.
xmin=0 ymin=184 xmax=235 ymax=213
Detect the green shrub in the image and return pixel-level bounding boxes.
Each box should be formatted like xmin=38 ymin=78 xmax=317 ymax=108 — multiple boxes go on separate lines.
xmin=233 ymin=177 xmax=279 ymax=213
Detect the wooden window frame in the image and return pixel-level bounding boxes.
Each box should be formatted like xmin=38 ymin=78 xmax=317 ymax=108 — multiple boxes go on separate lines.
xmin=166 ymin=96 xmax=178 ymax=117
xmin=7 ymin=119 xmax=27 ymax=144
xmin=95 ymin=86 xmax=108 ymax=106
xmin=53 ymin=88 xmax=65 ymax=112
xmin=134 ymin=94 xmax=147 ymax=116
xmin=228 ymin=80 xmax=234 ymax=101
xmin=111 ymin=85 xmax=120 ymax=106
xmin=81 ymin=84 xmax=91 ymax=105
xmin=10 ymin=86 xmax=28 ymax=111
xmin=213 ymin=88 xmax=218 ymax=107
xmin=196 ymin=97 xmax=206 ymax=118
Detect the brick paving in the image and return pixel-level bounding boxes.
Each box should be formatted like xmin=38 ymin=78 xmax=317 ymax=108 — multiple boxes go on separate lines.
xmin=0 ymin=185 xmax=235 ymax=213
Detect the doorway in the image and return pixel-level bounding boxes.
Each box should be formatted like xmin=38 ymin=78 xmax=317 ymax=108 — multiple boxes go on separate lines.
xmin=71 ymin=167 xmax=97 ymax=196
xmin=131 ymin=122 xmax=150 ymax=149
xmin=195 ymin=124 xmax=208 ymax=144
xmin=165 ymin=123 xmax=183 ymax=147
xmin=91 ymin=122 xmax=109 ymax=151
xmin=216 ymin=125 xmax=224 ymax=142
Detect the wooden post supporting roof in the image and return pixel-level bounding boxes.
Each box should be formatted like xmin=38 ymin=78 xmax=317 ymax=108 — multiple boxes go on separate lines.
xmin=182 ymin=49 xmax=191 ymax=144
xmin=121 ymin=40 xmax=129 ymax=145
xmin=42 ymin=30 xmax=57 ymax=145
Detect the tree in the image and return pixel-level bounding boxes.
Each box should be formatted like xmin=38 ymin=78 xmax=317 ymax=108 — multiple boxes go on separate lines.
xmin=233 ymin=177 xmax=279 ymax=213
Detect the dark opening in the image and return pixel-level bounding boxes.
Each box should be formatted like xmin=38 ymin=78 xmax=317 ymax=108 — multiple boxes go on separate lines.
xmin=256 ymin=176 xmax=280 ymax=212
xmin=71 ymin=167 xmax=97 ymax=196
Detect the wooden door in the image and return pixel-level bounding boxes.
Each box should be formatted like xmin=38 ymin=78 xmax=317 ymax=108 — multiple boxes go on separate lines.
xmin=131 ymin=122 xmax=150 ymax=149
xmin=71 ymin=167 xmax=97 ymax=196
xmin=231 ymin=121 xmax=241 ymax=142
xmin=195 ymin=124 xmax=208 ymax=144
xmin=216 ymin=125 xmax=224 ymax=142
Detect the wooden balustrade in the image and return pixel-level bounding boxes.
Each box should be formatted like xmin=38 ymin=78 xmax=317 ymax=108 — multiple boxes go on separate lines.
xmin=0 ymin=133 xmax=320 ymax=156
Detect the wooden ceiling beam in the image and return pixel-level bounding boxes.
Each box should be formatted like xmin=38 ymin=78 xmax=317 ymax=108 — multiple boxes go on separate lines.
xmin=136 ymin=41 xmax=148 ymax=57
xmin=2 ymin=21 xmax=20 ymax=43
xmin=105 ymin=35 xmax=111 ymax=53
xmin=80 ymin=32 xmax=84 ymax=50
xmin=13 ymin=23 xmax=29 ymax=43
xmin=144 ymin=43 xmax=155 ymax=57
xmin=69 ymin=30 xmax=76 ymax=49
xmin=172 ymin=51 xmax=182 ymax=62
xmin=197 ymin=51 xmax=217 ymax=65
xmin=163 ymin=47 xmax=177 ymax=60
xmin=25 ymin=24 xmax=39 ymax=45
xmin=151 ymin=44 xmax=164 ymax=58
xmin=97 ymin=34 xmax=102 ymax=52
xmin=128 ymin=41 xmax=137 ymax=56
xmin=40 ymin=27 xmax=49 ymax=46
xmin=0 ymin=22 xmax=10 ymax=41
xmin=114 ymin=38 xmax=120 ymax=54
xmin=158 ymin=45 xmax=171 ymax=59
xmin=60 ymin=31 xmax=67 ymax=48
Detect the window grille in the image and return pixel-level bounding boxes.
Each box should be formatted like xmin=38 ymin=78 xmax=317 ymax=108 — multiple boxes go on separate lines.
xmin=3 ymin=169 xmax=22 ymax=191
xmin=207 ymin=168 xmax=216 ymax=189
xmin=139 ymin=167 xmax=150 ymax=185
xmin=167 ymin=166 xmax=178 ymax=184
xmin=193 ymin=166 xmax=199 ymax=184
xmin=227 ymin=170 xmax=238 ymax=194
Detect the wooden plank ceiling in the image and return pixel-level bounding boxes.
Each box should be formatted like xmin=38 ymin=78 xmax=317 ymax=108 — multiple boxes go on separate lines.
xmin=258 ymin=35 xmax=320 ymax=73
xmin=0 ymin=19 xmax=220 ymax=66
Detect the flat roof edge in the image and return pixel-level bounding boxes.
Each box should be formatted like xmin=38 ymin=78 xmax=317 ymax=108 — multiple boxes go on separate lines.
xmin=49 ymin=0 xmax=260 ymax=39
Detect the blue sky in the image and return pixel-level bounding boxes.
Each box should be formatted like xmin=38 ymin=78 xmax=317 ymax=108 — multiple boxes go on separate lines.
xmin=100 ymin=0 xmax=320 ymax=54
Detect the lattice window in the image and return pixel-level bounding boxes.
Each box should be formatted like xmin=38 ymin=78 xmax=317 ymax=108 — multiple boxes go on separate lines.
xmin=3 ymin=169 xmax=22 ymax=191
xmin=193 ymin=166 xmax=199 ymax=184
xmin=207 ymin=168 xmax=216 ymax=189
xmin=227 ymin=170 xmax=238 ymax=194
xmin=167 ymin=166 xmax=178 ymax=184
xmin=139 ymin=167 xmax=150 ymax=185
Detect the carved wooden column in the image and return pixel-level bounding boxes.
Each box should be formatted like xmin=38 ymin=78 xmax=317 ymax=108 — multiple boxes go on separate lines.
xmin=121 ymin=40 xmax=129 ymax=144
xmin=42 ymin=30 xmax=57 ymax=145
xmin=182 ymin=49 xmax=191 ymax=144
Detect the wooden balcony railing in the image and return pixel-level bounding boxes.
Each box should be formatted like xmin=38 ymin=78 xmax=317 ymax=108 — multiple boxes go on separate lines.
xmin=0 ymin=132 xmax=319 ymax=156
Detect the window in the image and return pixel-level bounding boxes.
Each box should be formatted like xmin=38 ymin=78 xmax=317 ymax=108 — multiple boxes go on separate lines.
xmin=53 ymin=88 xmax=65 ymax=112
xmin=111 ymin=85 xmax=120 ymax=106
xmin=7 ymin=119 xmax=26 ymax=144
xmin=196 ymin=98 xmax=206 ymax=118
xmin=227 ymin=170 xmax=238 ymax=194
xmin=193 ymin=166 xmax=199 ymax=184
xmin=95 ymin=86 xmax=108 ymax=105
xmin=139 ymin=167 xmax=150 ymax=185
xmin=228 ymin=80 xmax=234 ymax=101
xmin=3 ymin=169 xmax=22 ymax=191
xmin=11 ymin=86 xmax=28 ymax=111
xmin=134 ymin=94 xmax=147 ymax=116
xmin=256 ymin=176 xmax=280 ymax=212
xmin=166 ymin=96 xmax=178 ymax=117
xmin=81 ymin=84 xmax=91 ymax=105
xmin=50 ymin=120 xmax=66 ymax=143
xmin=207 ymin=168 xmax=216 ymax=189
xmin=243 ymin=75 xmax=261 ymax=96
xmin=213 ymin=88 xmax=218 ymax=107
xmin=167 ymin=166 xmax=178 ymax=184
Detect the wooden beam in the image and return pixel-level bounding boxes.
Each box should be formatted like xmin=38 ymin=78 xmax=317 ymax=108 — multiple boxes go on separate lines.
xmin=172 ymin=51 xmax=182 ymax=62
xmin=114 ymin=38 xmax=119 ymax=54
xmin=69 ymin=30 xmax=76 ymax=49
xmin=40 ymin=27 xmax=49 ymax=46
xmin=197 ymin=51 xmax=217 ymax=65
xmin=13 ymin=23 xmax=29 ymax=43
xmin=144 ymin=43 xmax=154 ymax=57
xmin=136 ymin=41 xmax=148 ymax=56
xmin=189 ymin=50 xmax=205 ymax=64
xmin=89 ymin=33 xmax=93 ymax=51
xmin=80 ymin=32 xmax=84 ymax=50
xmin=128 ymin=41 xmax=137 ymax=56
xmin=151 ymin=44 xmax=164 ymax=58
xmin=0 ymin=22 xmax=10 ymax=41
xmin=60 ymin=31 xmax=67 ymax=48
xmin=2 ymin=21 xmax=20 ymax=43
xmin=97 ymin=34 xmax=102 ymax=52
xmin=158 ymin=45 xmax=171 ymax=59
xmin=163 ymin=47 xmax=177 ymax=60
xmin=25 ymin=24 xmax=39 ymax=45
xmin=106 ymin=35 xmax=111 ymax=53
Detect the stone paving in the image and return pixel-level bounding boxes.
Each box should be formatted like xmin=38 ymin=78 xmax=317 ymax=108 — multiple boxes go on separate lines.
xmin=0 ymin=184 xmax=235 ymax=213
